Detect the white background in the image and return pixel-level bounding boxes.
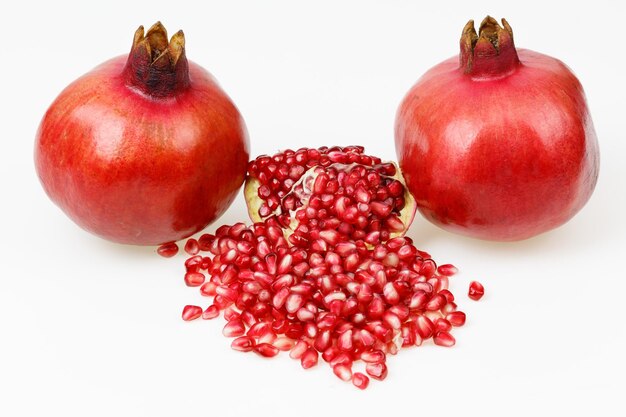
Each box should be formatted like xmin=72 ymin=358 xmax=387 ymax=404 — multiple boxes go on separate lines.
xmin=1 ymin=0 xmax=625 ymax=416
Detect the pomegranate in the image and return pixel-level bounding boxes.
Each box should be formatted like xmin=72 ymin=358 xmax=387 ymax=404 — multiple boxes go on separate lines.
xmin=175 ymin=148 xmax=470 ymax=388
xmin=35 ymin=22 xmax=249 ymax=245
xmin=395 ymin=16 xmax=600 ymax=241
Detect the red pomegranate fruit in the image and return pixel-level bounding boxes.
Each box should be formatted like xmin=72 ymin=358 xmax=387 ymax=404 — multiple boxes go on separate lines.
xmin=395 ymin=16 xmax=600 ymax=241
xmin=35 ymin=22 xmax=249 ymax=245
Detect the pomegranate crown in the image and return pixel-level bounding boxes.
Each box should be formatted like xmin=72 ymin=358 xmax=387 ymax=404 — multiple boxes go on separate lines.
xmin=459 ymin=16 xmax=520 ymax=78
xmin=124 ymin=22 xmax=190 ymax=97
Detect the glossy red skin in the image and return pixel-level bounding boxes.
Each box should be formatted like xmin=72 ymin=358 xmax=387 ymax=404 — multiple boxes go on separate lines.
xmin=395 ymin=49 xmax=599 ymax=241
xmin=35 ymin=56 xmax=249 ymax=245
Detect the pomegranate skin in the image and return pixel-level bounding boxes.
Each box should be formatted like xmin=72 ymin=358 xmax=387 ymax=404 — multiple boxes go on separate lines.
xmin=35 ymin=25 xmax=249 ymax=245
xmin=395 ymin=18 xmax=599 ymax=241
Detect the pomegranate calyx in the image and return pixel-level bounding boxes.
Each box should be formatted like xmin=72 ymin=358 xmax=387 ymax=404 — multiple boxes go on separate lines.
xmin=460 ymin=16 xmax=520 ymax=78
xmin=124 ymin=22 xmax=190 ymax=98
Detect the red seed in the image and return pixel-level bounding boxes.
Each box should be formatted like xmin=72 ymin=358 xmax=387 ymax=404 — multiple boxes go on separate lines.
xmin=352 ymin=372 xmax=370 ymax=390
xmin=365 ymin=362 xmax=388 ymax=381
xmin=433 ymin=331 xmax=456 ymax=347
xmin=289 ymin=340 xmax=309 ymax=359
xmin=469 ymin=281 xmax=485 ymax=300
xmin=231 ymin=336 xmax=255 ymax=352
xmin=273 ymin=337 xmax=295 ymax=351
xmin=333 ymin=364 xmax=353 ymax=382
xmin=446 ymin=311 xmax=466 ymax=327
xmin=437 ymin=264 xmax=458 ymax=276
xmin=361 ymin=349 xmax=386 ymax=363
xmin=425 ymin=294 xmax=446 ymax=311
xmin=254 ymin=343 xmax=280 ymax=358
xmin=434 ymin=318 xmax=452 ymax=332
xmin=182 ymin=305 xmax=202 ymax=321
xmin=202 ymin=305 xmax=219 ymax=320
xmin=157 ymin=242 xmax=179 ymax=258
xmin=223 ymin=319 xmax=246 ymax=337
xmin=184 ymin=271 xmax=205 ymax=287
xmin=301 ymin=348 xmax=319 ymax=369
xmin=184 ymin=238 xmax=200 ymax=255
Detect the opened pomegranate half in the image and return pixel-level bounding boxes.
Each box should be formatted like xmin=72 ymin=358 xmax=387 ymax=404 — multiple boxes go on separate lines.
xmin=244 ymin=146 xmax=417 ymax=245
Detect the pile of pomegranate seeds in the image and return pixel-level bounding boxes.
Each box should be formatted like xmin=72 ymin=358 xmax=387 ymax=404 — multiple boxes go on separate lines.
xmin=163 ymin=147 xmax=482 ymax=389
xmin=174 ymin=219 xmax=468 ymax=389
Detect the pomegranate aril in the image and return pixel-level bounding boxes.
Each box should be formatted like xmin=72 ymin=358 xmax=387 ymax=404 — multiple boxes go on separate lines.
xmin=182 ymin=305 xmax=202 ymax=321
xmin=184 ymin=271 xmax=205 ymax=287
xmin=231 ymin=336 xmax=255 ymax=352
xmin=184 ymin=238 xmax=200 ymax=255
xmin=202 ymin=305 xmax=219 ymax=320
xmin=157 ymin=242 xmax=179 ymax=258
xmin=223 ymin=319 xmax=246 ymax=337
xmin=352 ymin=372 xmax=370 ymax=390
xmin=446 ymin=311 xmax=466 ymax=327
xmin=434 ymin=318 xmax=452 ymax=332
xmin=361 ymin=349 xmax=386 ymax=363
xmin=301 ymin=348 xmax=319 ymax=369
xmin=333 ymin=364 xmax=353 ymax=382
xmin=254 ymin=343 xmax=280 ymax=358
xmin=437 ymin=264 xmax=458 ymax=276
xmin=469 ymin=281 xmax=485 ymax=300
xmin=365 ymin=362 xmax=388 ymax=381
xmin=433 ymin=331 xmax=456 ymax=347
xmin=425 ymin=294 xmax=446 ymax=311
xmin=273 ymin=337 xmax=296 ymax=351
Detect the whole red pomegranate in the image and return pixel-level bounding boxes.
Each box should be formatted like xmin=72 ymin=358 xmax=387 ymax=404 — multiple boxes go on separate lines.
xmin=35 ymin=23 xmax=249 ymax=245
xmin=395 ymin=17 xmax=599 ymax=241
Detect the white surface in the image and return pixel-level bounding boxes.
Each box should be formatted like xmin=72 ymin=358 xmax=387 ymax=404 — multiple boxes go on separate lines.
xmin=1 ymin=0 xmax=625 ymax=416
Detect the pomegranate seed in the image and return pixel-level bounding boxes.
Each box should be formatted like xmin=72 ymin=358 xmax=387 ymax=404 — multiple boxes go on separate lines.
xmin=434 ymin=318 xmax=452 ymax=332
xmin=469 ymin=281 xmax=485 ymax=300
xmin=273 ymin=337 xmax=296 ymax=351
xmin=425 ymin=294 xmax=446 ymax=311
xmin=365 ymin=362 xmax=388 ymax=381
xmin=361 ymin=349 xmax=386 ymax=363
xmin=301 ymin=348 xmax=319 ymax=369
xmin=285 ymin=293 xmax=305 ymax=314
xmin=446 ymin=311 xmax=466 ymax=326
xmin=231 ymin=336 xmax=255 ymax=352
xmin=352 ymin=372 xmax=370 ymax=390
xmin=337 ymin=329 xmax=354 ymax=351
xmin=157 ymin=242 xmax=179 ymax=258
xmin=182 ymin=305 xmax=202 ymax=321
xmin=199 ymin=305 xmax=218 ymax=320
xmin=314 ymin=330 xmax=332 ymax=351
xmin=184 ymin=238 xmax=200 ymax=255
xmin=333 ymin=364 xmax=353 ymax=382
xmin=254 ymin=343 xmax=280 ymax=358
xmin=184 ymin=271 xmax=205 ymax=287
xmin=415 ymin=315 xmax=435 ymax=339
xmin=223 ymin=319 xmax=246 ymax=337
xmin=290 ymin=340 xmax=309 ymax=359
xmin=434 ymin=331 xmax=456 ymax=347
xmin=437 ymin=264 xmax=458 ymax=276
